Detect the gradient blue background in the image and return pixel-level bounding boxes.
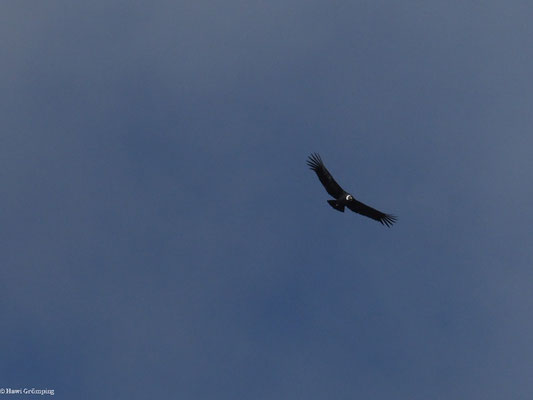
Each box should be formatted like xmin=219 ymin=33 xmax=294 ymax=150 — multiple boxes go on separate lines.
xmin=2 ymin=1 xmax=533 ymax=398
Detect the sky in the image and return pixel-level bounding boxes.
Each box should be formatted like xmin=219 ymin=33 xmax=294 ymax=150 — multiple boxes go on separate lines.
xmin=2 ymin=1 xmax=533 ymax=399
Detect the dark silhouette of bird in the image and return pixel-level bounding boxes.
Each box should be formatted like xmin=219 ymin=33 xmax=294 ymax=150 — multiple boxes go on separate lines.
xmin=307 ymin=153 xmax=397 ymax=227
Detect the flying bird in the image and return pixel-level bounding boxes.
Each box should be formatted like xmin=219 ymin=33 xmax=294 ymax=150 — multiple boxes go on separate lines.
xmin=307 ymin=153 xmax=397 ymax=227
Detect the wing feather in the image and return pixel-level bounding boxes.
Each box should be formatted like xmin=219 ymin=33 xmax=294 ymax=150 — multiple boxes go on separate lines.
xmin=306 ymin=153 xmax=345 ymax=199
xmin=346 ymin=198 xmax=397 ymax=227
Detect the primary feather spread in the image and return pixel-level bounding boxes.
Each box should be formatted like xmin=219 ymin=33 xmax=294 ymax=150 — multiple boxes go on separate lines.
xmin=307 ymin=153 xmax=397 ymax=227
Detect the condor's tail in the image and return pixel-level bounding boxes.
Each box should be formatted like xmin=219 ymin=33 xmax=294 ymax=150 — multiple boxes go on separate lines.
xmin=327 ymin=200 xmax=345 ymax=212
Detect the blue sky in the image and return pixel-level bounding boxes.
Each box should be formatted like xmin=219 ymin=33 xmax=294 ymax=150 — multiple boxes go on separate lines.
xmin=2 ymin=1 xmax=533 ymax=399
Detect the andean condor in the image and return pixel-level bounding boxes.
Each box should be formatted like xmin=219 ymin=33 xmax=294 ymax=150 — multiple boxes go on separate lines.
xmin=307 ymin=153 xmax=397 ymax=227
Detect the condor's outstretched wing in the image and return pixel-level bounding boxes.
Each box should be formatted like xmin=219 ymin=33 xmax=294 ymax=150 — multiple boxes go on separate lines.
xmin=346 ymin=198 xmax=397 ymax=227
xmin=306 ymin=153 xmax=345 ymax=199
